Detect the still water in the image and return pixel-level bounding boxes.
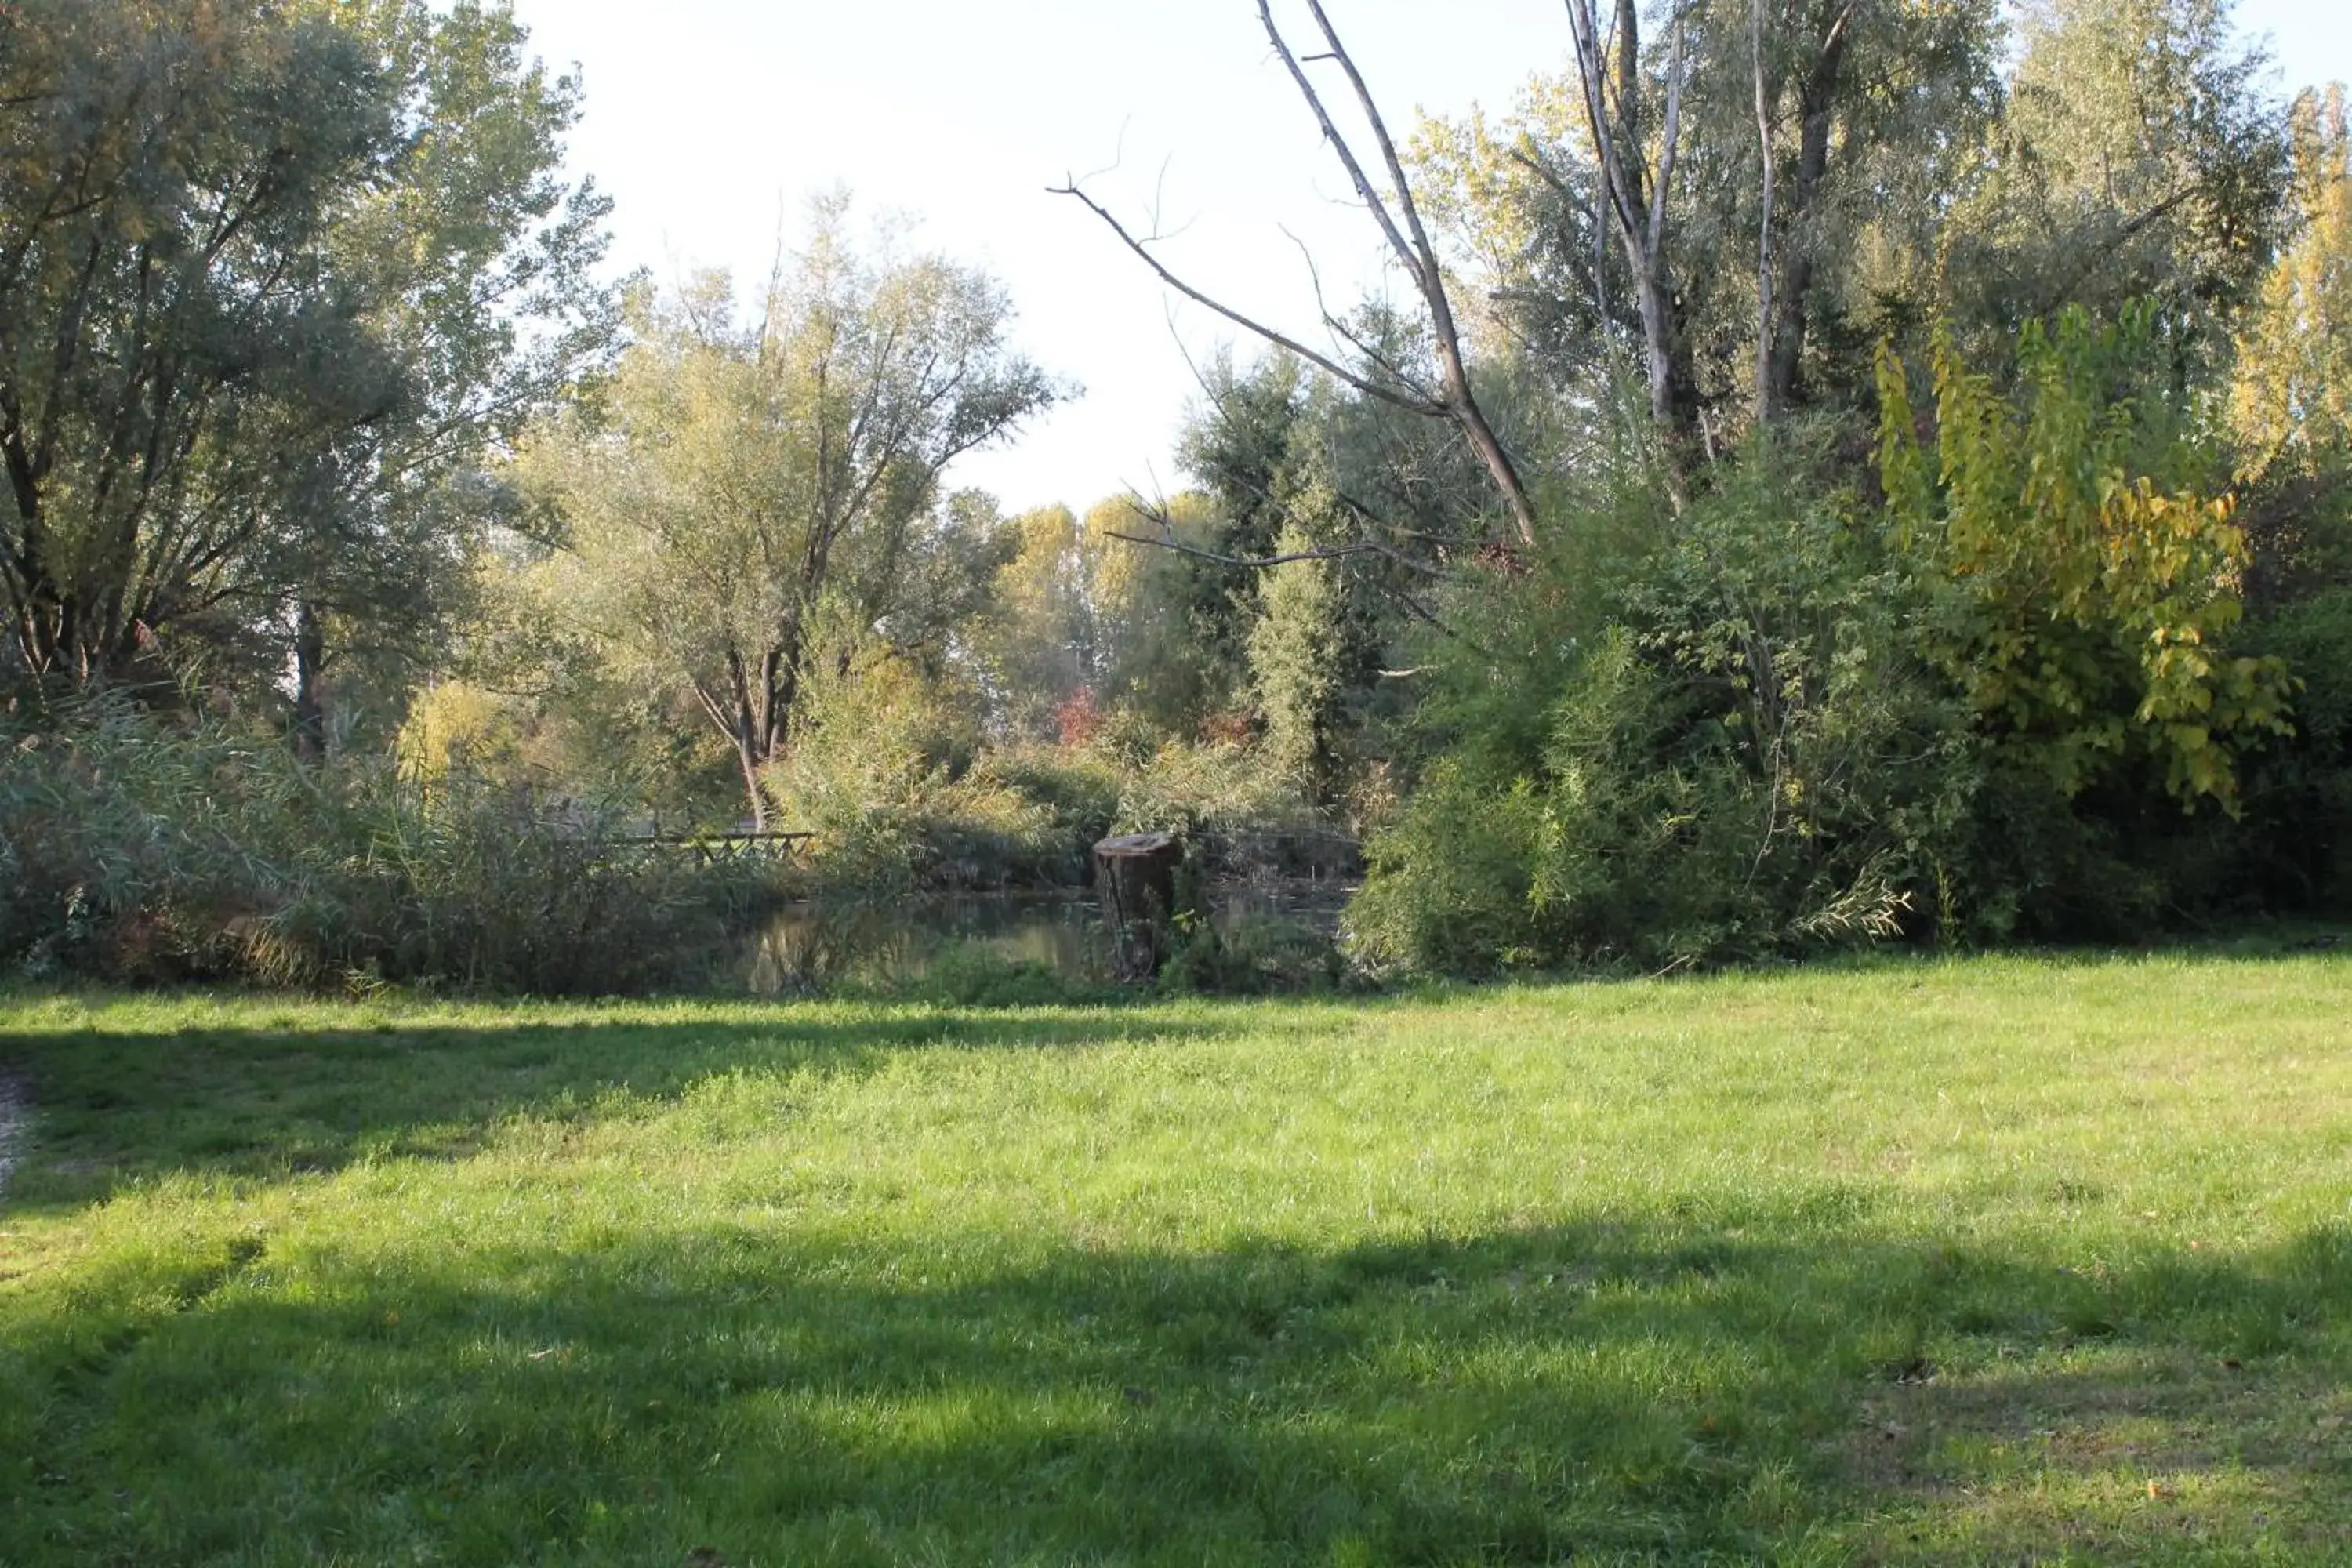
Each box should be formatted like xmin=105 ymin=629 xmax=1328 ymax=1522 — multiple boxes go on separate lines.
xmin=731 ymin=882 xmax=1353 ymax=993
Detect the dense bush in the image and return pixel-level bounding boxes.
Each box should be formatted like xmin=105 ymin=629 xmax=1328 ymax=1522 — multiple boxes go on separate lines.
xmin=1349 ymin=314 xmax=2325 ymax=979
xmin=764 ymin=649 xmax=1343 ymax=898
xmin=760 ymin=656 xmax=1092 ymax=895
xmin=2230 ymin=586 xmax=2352 ymax=909
xmin=0 ymin=696 xmax=764 ymax=993
xmin=1350 ymin=437 xmax=1982 ymax=975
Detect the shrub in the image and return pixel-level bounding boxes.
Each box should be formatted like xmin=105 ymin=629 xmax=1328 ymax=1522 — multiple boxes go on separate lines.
xmin=2227 ymin=586 xmax=2352 ymax=909
xmin=1351 ymin=438 xmax=1980 ymax=975
xmin=763 ymin=655 xmax=1089 ymax=893
xmin=0 ymin=694 xmax=764 ymax=994
xmin=1354 ymin=310 xmax=2332 ymax=979
xmin=764 ymin=648 xmax=1337 ymax=900
xmin=1878 ymin=307 xmax=2296 ymax=808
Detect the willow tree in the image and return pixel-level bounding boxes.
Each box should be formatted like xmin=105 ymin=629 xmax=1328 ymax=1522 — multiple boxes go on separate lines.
xmin=0 ymin=0 xmax=613 ymax=728
xmin=518 ymin=207 xmax=1057 ymax=828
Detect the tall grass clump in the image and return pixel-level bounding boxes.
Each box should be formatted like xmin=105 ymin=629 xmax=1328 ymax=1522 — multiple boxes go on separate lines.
xmin=0 ymin=692 xmax=770 ymax=993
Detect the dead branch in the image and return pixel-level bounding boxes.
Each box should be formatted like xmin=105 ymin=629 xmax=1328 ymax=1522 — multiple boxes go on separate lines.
xmin=1269 ymin=0 xmax=1540 ymax=545
xmin=1051 ymin=180 xmax=1448 ymax=419
xmin=1053 ymin=2 xmax=1541 ymax=546
xmin=1104 ymin=528 xmax=1386 ymax=571
xmin=1110 ymin=487 xmax=1455 ymax=579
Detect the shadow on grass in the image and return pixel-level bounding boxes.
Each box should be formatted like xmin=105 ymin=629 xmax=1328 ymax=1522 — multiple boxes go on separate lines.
xmin=6 ymin=938 xmax=2343 ymax=1214
xmin=0 ymin=1004 xmax=1290 ymax=1216
xmin=3 ymin=1211 xmax=2348 ymax=1565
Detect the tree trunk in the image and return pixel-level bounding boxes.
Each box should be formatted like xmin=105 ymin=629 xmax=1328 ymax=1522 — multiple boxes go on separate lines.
xmin=1763 ymin=4 xmax=1853 ymax=415
xmin=1569 ymin=0 xmax=1699 ymax=445
xmin=1752 ymin=0 xmax=1779 ymax=422
xmin=1094 ymin=832 xmax=1183 ymax=982
xmin=734 ymin=727 xmax=768 ymax=833
xmin=292 ymin=601 xmax=327 ymax=761
xmin=723 ymin=648 xmax=771 ymax=831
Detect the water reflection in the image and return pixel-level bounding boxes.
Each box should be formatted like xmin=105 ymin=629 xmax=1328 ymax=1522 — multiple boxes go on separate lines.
xmin=735 ymin=882 xmax=1354 ymax=993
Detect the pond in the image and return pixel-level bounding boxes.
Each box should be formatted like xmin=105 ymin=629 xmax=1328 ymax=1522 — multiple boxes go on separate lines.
xmin=727 ymin=880 xmax=1357 ymax=993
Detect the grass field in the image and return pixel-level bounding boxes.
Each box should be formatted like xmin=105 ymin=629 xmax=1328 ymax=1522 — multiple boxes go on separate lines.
xmin=2 ymin=952 xmax=2349 ymax=1565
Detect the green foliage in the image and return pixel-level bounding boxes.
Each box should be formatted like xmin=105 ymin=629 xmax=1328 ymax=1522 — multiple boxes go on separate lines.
xmin=0 ymin=696 xmax=758 ymax=993
xmin=511 ymin=201 xmax=1054 ymax=827
xmin=1075 ymin=494 xmax=1250 ymax=739
xmin=2230 ymin=587 xmax=2352 ymax=908
xmin=1156 ymin=908 xmax=1351 ymax=996
xmin=2233 ymin=88 xmax=2352 ymax=481
xmin=1345 ymin=759 xmax=1553 ymax=977
xmin=1878 ymin=307 xmax=2295 ymax=808
xmin=1967 ymin=0 xmax=2291 ymax=345
xmin=1354 ymin=436 xmax=1975 ymax=975
xmin=766 ymin=641 xmax=1327 ymax=906
xmin=764 ymin=653 xmax=1079 ymax=897
xmin=1103 ymin=737 xmax=1325 ymax=880
xmin=0 ymin=0 xmax=613 ymax=706
xmin=1410 ymin=0 xmax=2007 ymax=431
xmin=967 ymin=505 xmax=1103 ymax=741
xmin=1247 ymin=524 xmax=1341 ymax=790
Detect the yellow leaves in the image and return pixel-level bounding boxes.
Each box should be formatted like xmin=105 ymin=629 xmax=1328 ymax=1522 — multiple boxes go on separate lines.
xmin=396 ymin=681 xmax=523 ymax=787
xmin=1878 ymin=311 xmax=2293 ymax=809
xmin=2230 ymin=86 xmax=2352 ymax=481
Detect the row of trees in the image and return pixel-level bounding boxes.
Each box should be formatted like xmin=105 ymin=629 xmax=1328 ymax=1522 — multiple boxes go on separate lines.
xmin=1052 ymin=0 xmax=2352 ymax=963
xmin=6 ymin=0 xmax=2352 ymax=985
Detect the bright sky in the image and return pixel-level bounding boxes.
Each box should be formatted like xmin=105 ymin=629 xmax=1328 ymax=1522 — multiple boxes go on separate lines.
xmin=506 ymin=0 xmax=2351 ymax=517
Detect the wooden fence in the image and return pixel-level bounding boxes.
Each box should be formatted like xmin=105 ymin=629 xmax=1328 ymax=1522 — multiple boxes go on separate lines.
xmin=608 ymin=830 xmax=815 ymax=866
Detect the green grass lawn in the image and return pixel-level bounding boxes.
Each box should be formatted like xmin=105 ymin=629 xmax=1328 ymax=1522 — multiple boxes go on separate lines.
xmin=2 ymin=953 xmax=2349 ymax=1566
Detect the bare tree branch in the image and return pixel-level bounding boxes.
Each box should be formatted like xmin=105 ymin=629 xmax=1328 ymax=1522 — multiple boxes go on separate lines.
xmin=1273 ymin=0 xmax=1541 ymax=544
xmin=1279 ymin=223 xmax=1438 ymax=399
xmin=1057 ymin=2 xmax=1542 ymax=546
xmin=1050 ymin=180 xmax=1446 ymax=419
xmin=1105 ymin=527 xmax=1384 ymax=570
xmin=1111 ymin=486 xmax=1454 ymax=579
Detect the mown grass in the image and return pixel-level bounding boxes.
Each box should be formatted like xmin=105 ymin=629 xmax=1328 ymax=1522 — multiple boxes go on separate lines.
xmin=2 ymin=950 xmax=2349 ymax=1565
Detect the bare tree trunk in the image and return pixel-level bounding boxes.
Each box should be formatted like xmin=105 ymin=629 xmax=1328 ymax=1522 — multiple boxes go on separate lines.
xmin=724 ymin=649 xmax=771 ymax=832
xmin=1568 ymin=0 xmax=1697 ymax=440
xmin=1763 ymin=2 xmax=1854 ymax=414
xmin=733 ymin=728 xmax=768 ymax=833
xmin=1752 ymin=0 xmax=1779 ymax=423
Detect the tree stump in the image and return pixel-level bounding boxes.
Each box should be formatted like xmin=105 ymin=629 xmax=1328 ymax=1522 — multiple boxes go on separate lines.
xmin=1094 ymin=832 xmax=1181 ymax=982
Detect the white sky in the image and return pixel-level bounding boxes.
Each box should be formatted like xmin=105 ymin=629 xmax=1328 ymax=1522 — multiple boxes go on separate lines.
xmin=505 ymin=0 xmax=2351 ymax=517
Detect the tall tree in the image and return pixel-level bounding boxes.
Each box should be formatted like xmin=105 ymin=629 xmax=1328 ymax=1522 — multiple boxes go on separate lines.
xmin=2233 ymin=86 xmax=2352 ymax=481
xmin=517 ymin=208 xmax=1057 ymax=828
xmin=1414 ymin=0 xmax=2002 ymax=444
xmin=0 ymin=0 xmax=612 ymax=717
xmin=1940 ymin=0 xmax=2290 ymax=363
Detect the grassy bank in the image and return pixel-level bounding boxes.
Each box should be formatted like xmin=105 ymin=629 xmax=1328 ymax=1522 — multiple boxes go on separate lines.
xmin=2 ymin=953 xmax=2349 ymax=1564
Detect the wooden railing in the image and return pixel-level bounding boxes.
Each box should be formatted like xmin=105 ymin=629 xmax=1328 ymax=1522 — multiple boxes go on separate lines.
xmin=609 ymin=830 xmax=815 ymax=866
